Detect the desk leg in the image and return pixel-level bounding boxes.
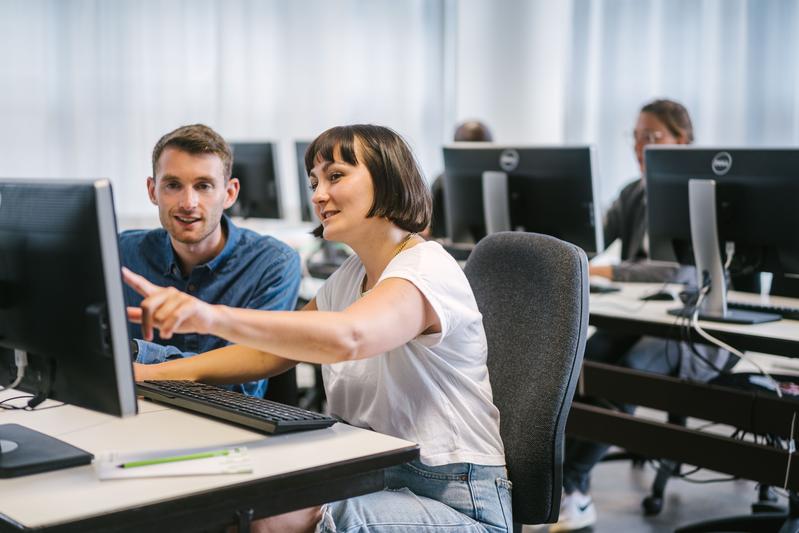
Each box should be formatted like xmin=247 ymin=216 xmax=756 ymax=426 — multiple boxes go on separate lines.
xmin=236 ymin=508 xmax=254 ymax=533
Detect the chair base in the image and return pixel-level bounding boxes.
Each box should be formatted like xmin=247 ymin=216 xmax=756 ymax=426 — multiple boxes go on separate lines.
xmin=642 ymin=458 xmax=681 ymax=516
xmin=676 ymin=491 xmax=799 ymax=533
xmin=675 ymin=513 xmax=797 ymax=533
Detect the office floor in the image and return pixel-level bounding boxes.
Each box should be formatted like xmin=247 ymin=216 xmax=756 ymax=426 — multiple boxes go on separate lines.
xmin=526 ymin=354 xmax=799 ymax=532
xmin=592 ymin=457 xmax=764 ymax=532
xmin=524 ymin=455 xmax=766 ymax=532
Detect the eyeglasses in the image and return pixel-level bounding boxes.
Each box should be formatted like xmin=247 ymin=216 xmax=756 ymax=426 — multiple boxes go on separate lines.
xmin=632 ymin=129 xmax=667 ymax=144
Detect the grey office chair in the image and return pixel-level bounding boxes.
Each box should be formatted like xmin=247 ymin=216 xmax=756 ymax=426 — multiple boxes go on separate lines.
xmin=464 ymin=232 xmax=589 ymax=529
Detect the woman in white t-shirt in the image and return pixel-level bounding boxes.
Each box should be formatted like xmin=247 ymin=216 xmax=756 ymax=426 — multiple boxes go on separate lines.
xmin=126 ymin=124 xmax=511 ymax=532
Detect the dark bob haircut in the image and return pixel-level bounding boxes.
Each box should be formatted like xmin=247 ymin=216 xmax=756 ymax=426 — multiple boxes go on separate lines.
xmin=304 ymin=125 xmax=432 ymax=239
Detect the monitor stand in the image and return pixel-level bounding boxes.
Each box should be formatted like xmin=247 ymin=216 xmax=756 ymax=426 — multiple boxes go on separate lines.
xmin=667 ymin=179 xmax=779 ymax=325
xmin=482 ymin=171 xmax=511 ymax=235
xmin=0 ymin=423 xmax=93 ymax=478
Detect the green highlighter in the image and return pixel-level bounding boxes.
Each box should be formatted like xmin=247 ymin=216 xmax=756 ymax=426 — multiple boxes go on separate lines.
xmin=117 ymin=449 xmax=232 ymax=469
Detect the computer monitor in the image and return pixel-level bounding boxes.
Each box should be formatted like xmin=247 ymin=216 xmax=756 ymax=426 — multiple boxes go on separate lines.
xmin=442 ymin=145 xmax=603 ymax=255
xmin=0 ymin=178 xmax=136 ymax=477
xmin=646 ymin=147 xmax=799 ymax=322
xmin=227 ymin=142 xmax=282 ymax=219
xmin=295 ymin=140 xmax=313 ymax=222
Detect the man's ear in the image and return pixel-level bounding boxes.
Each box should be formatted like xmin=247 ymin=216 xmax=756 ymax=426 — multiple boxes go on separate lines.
xmin=223 ymin=177 xmax=240 ymax=210
xmin=146 ymin=177 xmax=158 ymax=206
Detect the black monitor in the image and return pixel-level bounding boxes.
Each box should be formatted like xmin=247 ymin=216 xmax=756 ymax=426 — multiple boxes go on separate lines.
xmin=295 ymin=140 xmax=313 ymax=222
xmin=227 ymin=142 xmax=282 ymax=219
xmin=646 ymin=147 xmax=799 ymax=321
xmin=442 ymin=145 xmax=603 ymax=255
xmin=0 ymin=179 xmax=136 ymax=477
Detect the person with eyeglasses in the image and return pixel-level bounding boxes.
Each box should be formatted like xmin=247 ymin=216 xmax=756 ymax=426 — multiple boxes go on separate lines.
xmin=589 ymin=99 xmax=693 ymax=283
xmin=552 ymin=99 xmax=732 ymax=532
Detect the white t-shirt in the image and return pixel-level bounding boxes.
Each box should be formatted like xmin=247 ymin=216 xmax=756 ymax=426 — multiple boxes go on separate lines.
xmin=316 ymin=241 xmax=505 ymax=467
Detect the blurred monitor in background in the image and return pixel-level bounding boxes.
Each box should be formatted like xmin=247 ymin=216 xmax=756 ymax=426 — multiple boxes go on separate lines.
xmin=227 ymin=142 xmax=282 ymax=219
xmin=428 ymin=120 xmax=493 ymax=239
xmin=441 ymin=144 xmax=602 ymax=256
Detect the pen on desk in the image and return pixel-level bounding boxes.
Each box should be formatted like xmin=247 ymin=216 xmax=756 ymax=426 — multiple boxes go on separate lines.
xmin=117 ymin=449 xmax=230 ymax=469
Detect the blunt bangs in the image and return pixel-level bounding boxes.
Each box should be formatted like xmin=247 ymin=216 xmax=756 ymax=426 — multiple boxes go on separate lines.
xmin=305 ymin=124 xmax=432 ymax=239
xmin=304 ymin=126 xmax=360 ymax=175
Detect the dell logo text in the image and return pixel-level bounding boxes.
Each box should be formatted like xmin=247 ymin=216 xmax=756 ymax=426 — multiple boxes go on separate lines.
xmin=499 ymin=149 xmax=520 ymax=172
xmin=711 ymin=152 xmax=732 ymax=176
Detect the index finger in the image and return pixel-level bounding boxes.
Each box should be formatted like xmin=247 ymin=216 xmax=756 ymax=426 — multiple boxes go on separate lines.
xmin=122 ymin=267 xmax=160 ymax=298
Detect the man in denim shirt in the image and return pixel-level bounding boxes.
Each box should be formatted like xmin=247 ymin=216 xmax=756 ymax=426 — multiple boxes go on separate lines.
xmin=120 ymin=124 xmax=301 ymax=397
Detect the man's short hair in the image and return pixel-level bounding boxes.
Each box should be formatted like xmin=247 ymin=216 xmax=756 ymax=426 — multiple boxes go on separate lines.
xmin=454 ymin=120 xmax=493 ymax=142
xmin=305 ymin=125 xmax=432 ymax=239
xmin=151 ymin=124 xmax=233 ymax=180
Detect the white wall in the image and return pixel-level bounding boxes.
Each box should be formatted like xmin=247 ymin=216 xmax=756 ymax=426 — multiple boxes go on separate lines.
xmin=450 ymin=0 xmax=799 ymax=207
xmin=0 ymin=0 xmax=446 ymax=219
xmin=449 ymin=0 xmax=573 ymax=144
xmin=2 ymin=0 xmax=798 ymax=220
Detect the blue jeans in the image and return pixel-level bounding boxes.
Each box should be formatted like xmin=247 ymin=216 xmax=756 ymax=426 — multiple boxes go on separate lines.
xmin=317 ymin=459 xmax=513 ymax=532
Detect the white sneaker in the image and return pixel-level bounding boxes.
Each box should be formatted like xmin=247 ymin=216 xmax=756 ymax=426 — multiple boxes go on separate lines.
xmin=549 ymin=490 xmax=597 ymax=532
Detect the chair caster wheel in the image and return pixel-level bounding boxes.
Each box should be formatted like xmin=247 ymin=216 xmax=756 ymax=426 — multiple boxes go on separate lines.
xmin=642 ymin=495 xmax=663 ymax=516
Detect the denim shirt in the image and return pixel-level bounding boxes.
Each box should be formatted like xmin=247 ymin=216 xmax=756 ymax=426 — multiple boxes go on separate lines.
xmin=119 ymin=215 xmax=301 ymax=397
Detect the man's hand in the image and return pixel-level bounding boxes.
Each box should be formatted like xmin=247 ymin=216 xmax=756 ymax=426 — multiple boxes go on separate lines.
xmin=123 ymin=267 xmax=219 ymax=341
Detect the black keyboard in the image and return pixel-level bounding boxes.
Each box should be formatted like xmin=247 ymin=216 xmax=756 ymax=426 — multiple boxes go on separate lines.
xmin=136 ymin=380 xmax=337 ymax=434
xmin=728 ymin=301 xmax=799 ymax=321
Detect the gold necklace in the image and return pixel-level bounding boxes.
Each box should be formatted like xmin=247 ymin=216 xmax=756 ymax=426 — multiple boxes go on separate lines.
xmin=361 ymin=232 xmax=417 ymax=296
xmin=392 ymin=232 xmax=416 ymax=259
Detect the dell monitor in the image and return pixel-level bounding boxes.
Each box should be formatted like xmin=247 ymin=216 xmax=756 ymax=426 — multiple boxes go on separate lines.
xmin=646 ymin=147 xmax=799 ymax=322
xmin=227 ymin=142 xmax=282 ymax=219
xmin=442 ymin=145 xmax=603 ymax=255
xmin=0 ymin=179 xmax=136 ymax=477
xmin=295 ymin=140 xmax=314 ymax=222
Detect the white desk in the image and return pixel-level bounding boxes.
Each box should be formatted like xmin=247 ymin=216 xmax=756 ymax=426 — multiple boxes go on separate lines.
xmin=0 ymin=391 xmax=418 ymax=532
xmin=589 ymin=282 xmax=799 ymax=357
xmin=567 ymin=281 xmax=799 ymax=493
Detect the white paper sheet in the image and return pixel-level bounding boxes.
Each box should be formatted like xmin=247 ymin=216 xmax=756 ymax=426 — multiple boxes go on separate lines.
xmin=94 ymin=446 xmax=252 ymax=480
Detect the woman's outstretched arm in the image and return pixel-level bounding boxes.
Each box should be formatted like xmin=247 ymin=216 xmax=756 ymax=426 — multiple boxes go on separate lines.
xmin=125 ymin=268 xmax=440 ymax=367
